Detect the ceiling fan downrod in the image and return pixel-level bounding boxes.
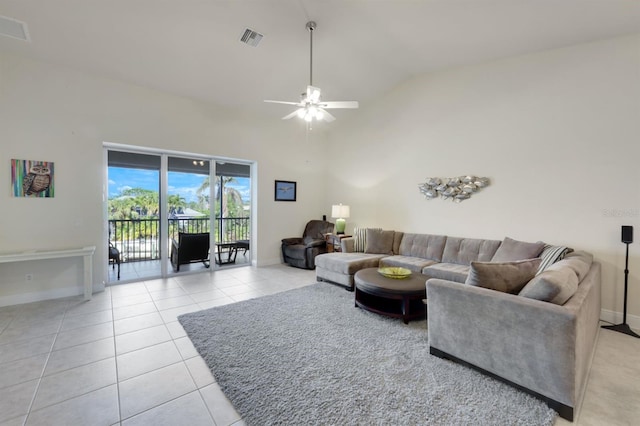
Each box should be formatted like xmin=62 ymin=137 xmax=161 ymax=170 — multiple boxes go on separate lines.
xmin=306 ymin=21 xmax=316 ymax=87
xmin=263 ymin=20 xmax=358 ymax=123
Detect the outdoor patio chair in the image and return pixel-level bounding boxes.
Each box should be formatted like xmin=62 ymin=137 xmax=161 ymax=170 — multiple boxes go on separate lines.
xmin=281 ymin=220 xmax=334 ymax=270
xmin=171 ymin=232 xmax=210 ymax=272
xmin=108 ymin=241 xmax=121 ymax=280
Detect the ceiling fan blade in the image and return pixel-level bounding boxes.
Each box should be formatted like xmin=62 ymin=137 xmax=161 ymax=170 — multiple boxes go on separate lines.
xmin=282 ymin=109 xmax=302 ymax=120
xmin=320 ymin=101 xmax=359 ymax=109
xmin=319 ymin=109 xmax=335 ymax=122
xmin=266 ymin=22 xmax=358 ymax=124
xmin=264 ymin=100 xmax=302 ymax=106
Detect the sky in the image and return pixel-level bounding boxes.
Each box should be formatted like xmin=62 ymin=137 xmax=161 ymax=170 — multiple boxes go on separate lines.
xmin=108 ymin=167 xmax=250 ymax=204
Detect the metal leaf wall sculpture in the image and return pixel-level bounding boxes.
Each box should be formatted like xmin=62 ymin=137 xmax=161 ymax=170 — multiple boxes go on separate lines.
xmin=419 ymin=176 xmax=490 ymax=203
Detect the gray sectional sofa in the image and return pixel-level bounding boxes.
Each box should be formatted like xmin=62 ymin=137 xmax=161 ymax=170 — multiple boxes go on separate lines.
xmin=314 ymin=230 xmax=601 ymax=421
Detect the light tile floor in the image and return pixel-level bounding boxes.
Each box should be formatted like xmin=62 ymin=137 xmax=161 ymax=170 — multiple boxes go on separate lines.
xmin=107 ymin=252 xmax=251 ymax=283
xmin=1 ymin=264 xmax=639 ymax=425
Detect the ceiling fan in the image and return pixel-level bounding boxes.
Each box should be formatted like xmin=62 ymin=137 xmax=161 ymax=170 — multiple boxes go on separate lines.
xmin=264 ymin=21 xmax=359 ymax=123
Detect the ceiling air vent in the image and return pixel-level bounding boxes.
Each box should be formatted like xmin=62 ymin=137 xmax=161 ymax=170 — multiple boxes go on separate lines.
xmin=240 ymin=28 xmax=263 ymax=47
xmin=0 ymin=15 xmax=30 ymax=42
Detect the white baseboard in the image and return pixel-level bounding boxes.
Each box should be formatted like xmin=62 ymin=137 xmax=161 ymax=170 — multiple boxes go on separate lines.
xmin=0 ymin=283 xmax=104 ymax=308
xmin=600 ymin=309 xmax=640 ymax=331
xmin=0 ymin=286 xmax=81 ymax=307
xmin=256 ymin=258 xmax=282 ymax=267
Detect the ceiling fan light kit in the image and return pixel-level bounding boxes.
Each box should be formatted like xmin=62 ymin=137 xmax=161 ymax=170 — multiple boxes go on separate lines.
xmin=264 ymin=21 xmax=358 ymax=123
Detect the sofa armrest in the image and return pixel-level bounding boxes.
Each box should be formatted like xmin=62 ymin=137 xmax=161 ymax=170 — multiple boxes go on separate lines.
xmin=282 ymin=237 xmax=303 ymax=245
xmin=426 ymin=268 xmax=599 ymax=410
xmin=304 ymin=239 xmax=326 ymax=248
xmin=341 ymin=237 xmax=355 ymax=253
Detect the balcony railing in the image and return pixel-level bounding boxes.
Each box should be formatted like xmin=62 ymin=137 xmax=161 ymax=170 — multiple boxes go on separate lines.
xmin=109 ymin=217 xmax=250 ymax=262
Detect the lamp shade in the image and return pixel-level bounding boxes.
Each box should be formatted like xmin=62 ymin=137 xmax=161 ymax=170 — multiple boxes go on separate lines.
xmin=331 ymin=204 xmax=350 ymax=219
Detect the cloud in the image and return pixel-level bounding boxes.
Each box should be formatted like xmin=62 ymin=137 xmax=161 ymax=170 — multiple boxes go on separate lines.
xmin=168 ymin=186 xmax=200 ymax=203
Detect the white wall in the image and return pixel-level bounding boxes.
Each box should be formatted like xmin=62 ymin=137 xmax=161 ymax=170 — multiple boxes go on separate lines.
xmin=326 ymin=34 xmax=640 ymax=321
xmin=3 ymin=34 xmax=640 ymax=319
xmin=0 ymin=52 xmax=329 ymax=305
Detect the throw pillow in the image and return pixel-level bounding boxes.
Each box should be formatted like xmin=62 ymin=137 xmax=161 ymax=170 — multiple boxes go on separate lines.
xmin=392 ymin=231 xmax=404 ymax=255
xmin=560 ymin=251 xmax=593 ymax=282
xmin=364 ymin=229 xmax=395 ymax=255
xmin=491 ymin=237 xmax=545 ymax=262
xmin=465 ymin=258 xmax=542 ymax=294
xmin=536 ymin=244 xmax=572 ymax=275
xmin=353 ymin=227 xmax=381 ymax=253
xmin=519 ymin=267 xmax=579 ymax=305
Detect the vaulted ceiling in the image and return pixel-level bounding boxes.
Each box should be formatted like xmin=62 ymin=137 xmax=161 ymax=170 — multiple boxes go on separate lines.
xmin=1 ymin=1 xmax=639 ymax=120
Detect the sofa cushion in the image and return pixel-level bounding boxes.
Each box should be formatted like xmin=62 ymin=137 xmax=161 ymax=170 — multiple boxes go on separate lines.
xmin=314 ymin=252 xmax=386 ymax=275
xmin=442 ymin=237 xmax=502 ymax=265
xmin=365 ymin=229 xmax=395 ymax=255
xmin=392 ymin=232 xmax=404 ymax=255
xmin=519 ymin=267 xmax=579 ymax=305
xmin=398 ymin=233 xmax=446 ymax=261
xmin=353 ymin=227 xmax=381 ymax=253
xmin=491 ymin=237 xmax=545 ymax=262
xmin=465 ymin=258 xmax=542 ymax=294
xmin=422 ymin=263 xmax=470 ymax=283
xmin=316 ymin=267 xmax=354 ymax=288
xmin=537 ymin=244 xmax=572 ymax=274
xmin=379 ymin=255 xmax=438 ymax=273
xmin=518 ymin=252 xmax=592 ymax=304
xmin=561 ymin=251 xmax=593 ymax=282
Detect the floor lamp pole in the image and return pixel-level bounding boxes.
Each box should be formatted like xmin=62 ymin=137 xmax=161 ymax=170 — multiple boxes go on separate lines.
xmin=602 ymin=241 xmax=640 ymax=338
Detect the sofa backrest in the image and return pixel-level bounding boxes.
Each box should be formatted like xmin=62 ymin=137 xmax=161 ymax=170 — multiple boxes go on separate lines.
xmin=442 ymin=237 xmax=502 ymax=265
xmin=398 ymin=233 xmax=447 ymax=261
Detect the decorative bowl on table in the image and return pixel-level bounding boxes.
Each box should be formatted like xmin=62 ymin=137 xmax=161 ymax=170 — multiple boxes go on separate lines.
xmin=378 ymin=267 xmax=412 ymax=279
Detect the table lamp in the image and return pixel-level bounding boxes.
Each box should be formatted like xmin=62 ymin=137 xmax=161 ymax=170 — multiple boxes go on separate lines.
xmin=331 ymin=204 xmax=350 ymax=234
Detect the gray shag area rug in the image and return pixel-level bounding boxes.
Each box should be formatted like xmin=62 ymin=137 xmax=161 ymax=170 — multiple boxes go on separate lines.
xmin=179 ymin=283 xmax=557 ymax=425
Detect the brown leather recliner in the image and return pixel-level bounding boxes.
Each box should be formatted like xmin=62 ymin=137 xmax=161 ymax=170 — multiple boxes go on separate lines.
xmin=281 ymin=220 xmax=334 ymax=269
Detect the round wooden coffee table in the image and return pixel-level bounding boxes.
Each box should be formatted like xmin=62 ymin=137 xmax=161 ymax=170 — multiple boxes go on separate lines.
xmin=354 ymin=267 xmax=428 ymax=324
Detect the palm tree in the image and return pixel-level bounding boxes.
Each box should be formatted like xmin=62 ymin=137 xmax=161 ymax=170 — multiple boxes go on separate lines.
xmin=197 ymin=176 xmax=244 ymax=218
xmin=196 ymin=177 xmax=210 ymax=209
xmin=108 ymin=195 xmax=139 ymax=220
xmin=109 ymin=188 xmax=160 ymax=242
xmin=167 ymin=194 xmax=187 ymax=214
xmin=118 ymin=188 xmax=159 ymax=217
xmin=197 ymin=175 xmax=246 ymax=242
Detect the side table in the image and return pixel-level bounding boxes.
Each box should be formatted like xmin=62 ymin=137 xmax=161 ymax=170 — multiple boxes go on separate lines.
xmin=215 ymin=242 xmax=238 ymax=265
xmin=325 ymin=234 xmax=352 ymax=253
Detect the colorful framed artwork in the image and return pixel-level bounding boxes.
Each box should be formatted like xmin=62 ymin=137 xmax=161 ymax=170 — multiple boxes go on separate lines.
xmin=11 ymin=159 xmax=55 ymax=198
xmin=274 ymin=180 xmax=296 ymax=202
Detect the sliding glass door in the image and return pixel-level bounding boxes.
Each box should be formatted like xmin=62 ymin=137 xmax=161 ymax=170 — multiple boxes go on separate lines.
xmin=105 ymin=146 xmax=253 ymax=283
xmin=215 ymin=161 xmax=251 ymax=247
xmin=107 ymin=151 xmax=161 ymax=282
xmin=167 ymin=157 xmax=212 ymax=275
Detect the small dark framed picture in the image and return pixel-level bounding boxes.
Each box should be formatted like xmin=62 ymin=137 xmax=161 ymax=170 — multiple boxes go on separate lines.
xmin=274 ymin=180 xmax=296 ymax=201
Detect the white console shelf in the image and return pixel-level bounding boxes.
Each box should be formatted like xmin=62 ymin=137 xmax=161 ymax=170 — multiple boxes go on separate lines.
xmin=0 ymin=246 xmax=96 ymax=301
